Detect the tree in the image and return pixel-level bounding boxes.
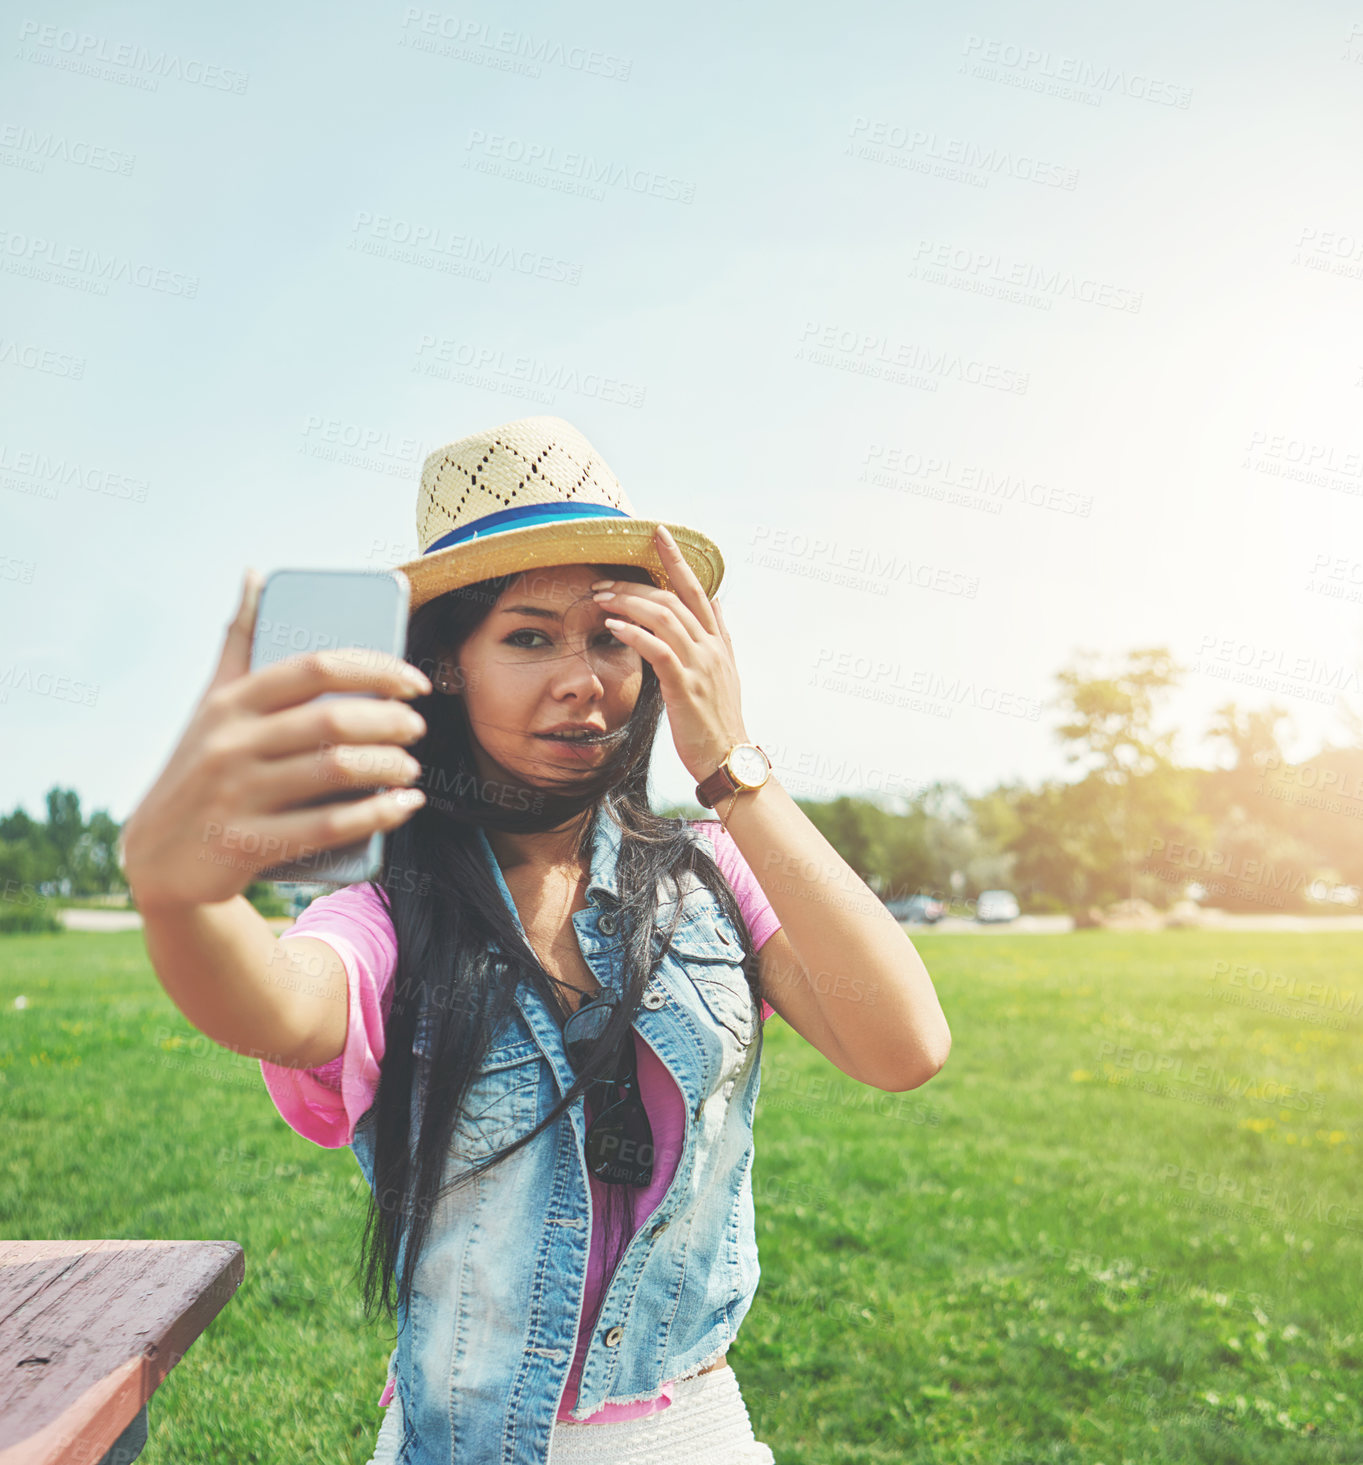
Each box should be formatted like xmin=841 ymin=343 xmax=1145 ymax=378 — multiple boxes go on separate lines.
xmin=1206 ymin=700 xmax=1294 ymax=775
xmin=1054 ymin=646 xmax=1183 ymax=780
xmin=0 ymin=808 xmax=39 ymax=844
xmin=796 ymin=794 xmax=935 ymax=900
xmin=1208 ymin=703 xmax=1363 ymax=908
xmin=910 ymin=780 xmax=1015 ymax=902
xmin=1043 ymin=646 xmax=1202 ymax=909
xmin=44 ymin=788 xmax=84 ymax=894
xmin=74 ymin=809 xmax=125 ymax=895
xmin=965 ymin=784 xmax=1023 ymax=899
xmin=1009 ymin=777 xmax=1122 ymax=912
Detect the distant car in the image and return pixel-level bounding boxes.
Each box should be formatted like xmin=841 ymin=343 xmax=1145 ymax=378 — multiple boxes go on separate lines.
xmin=975 ymin=889 xmax=1020 ymax=923
xmin=886 ymin=893 xmax=946 ymax=923
xmin=1308 ymin=879 xmax=1361 ymax=907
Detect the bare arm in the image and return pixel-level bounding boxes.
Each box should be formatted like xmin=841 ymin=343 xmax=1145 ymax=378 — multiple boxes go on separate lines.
xmin=122 ymin=567 xmax=428 ymax=1071
xmin=140 ymin=896 xmax=349 ymax=1068
xmin=731 ymin=776 xmax=950 ymax=1092
xmin=587 ymin=531 xmax=948 ymax=1092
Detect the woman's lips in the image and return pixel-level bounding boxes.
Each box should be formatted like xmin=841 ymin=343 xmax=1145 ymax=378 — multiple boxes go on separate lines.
xmin=534 ymin=732 xmax=607 ymax=759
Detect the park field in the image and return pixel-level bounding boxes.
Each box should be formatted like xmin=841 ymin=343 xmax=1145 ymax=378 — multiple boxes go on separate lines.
xmin=1 ymin=929 xmax=1360 ymax=1464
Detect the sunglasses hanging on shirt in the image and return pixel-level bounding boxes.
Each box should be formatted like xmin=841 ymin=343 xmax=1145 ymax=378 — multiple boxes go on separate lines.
xmin=563 ymin=992 xmax=654 ymax=1187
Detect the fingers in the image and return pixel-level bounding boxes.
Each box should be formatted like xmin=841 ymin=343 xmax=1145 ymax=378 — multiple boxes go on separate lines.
xmin=241 ymin=786 xmax=428 ymax=870
xmin=245 ymin=690 xmax=428 ymax=764
xmin=243 ymin=741 xmax=425 ymax=814
xmin=208 ymin=568 xmax=264 ymax=693
xmin=652 ymin=525 xmax=719 ymax=636
xmin=711 ymin=594 xmax=734 ymax=649
xmin=598 ymin=588 xmax=698 ymax=649
xmin=232 ymin=644 xmax=432 ymax=718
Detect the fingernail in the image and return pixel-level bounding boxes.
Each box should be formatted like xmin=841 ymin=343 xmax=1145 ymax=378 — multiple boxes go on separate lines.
xmin=402 ymin=667 xmax=433 ymax=695
xmin=392 ymin=787 xmax=426 ymax=808
xmin=657 ymin=525 xmax=676 ymax=545
xmin=238 ymin=568 xmax=262 ymax=621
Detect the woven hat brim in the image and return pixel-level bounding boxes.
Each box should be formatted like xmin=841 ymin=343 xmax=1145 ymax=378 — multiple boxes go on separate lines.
xmin=394 ymin=519 xmax=725 ymax=614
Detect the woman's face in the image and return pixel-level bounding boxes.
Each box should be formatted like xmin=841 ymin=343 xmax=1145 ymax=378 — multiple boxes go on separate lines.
xmin=449 ymin=564 xmax=644 ymax=789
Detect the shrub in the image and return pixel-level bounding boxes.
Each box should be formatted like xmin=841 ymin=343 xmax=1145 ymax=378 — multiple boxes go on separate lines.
xmin=0 ymin=904 xmax=64 ymax=935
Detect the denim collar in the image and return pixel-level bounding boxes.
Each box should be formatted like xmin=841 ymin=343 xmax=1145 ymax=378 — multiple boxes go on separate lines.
xmin=582 ymin=800 xmax=624 ymax=907
xmin=471 ymin=801 xmax=630 ymax=1077
xmin=472 ymin=800 xmax=623 ymax=931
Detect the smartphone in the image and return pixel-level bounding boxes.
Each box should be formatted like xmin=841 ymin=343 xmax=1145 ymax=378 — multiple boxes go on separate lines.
xmin=247 ymin=567 xmax=411 ymax=885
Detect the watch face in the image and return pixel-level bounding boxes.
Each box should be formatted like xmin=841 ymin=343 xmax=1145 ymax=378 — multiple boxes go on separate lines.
xmin=729 ymin=744 xmax=768 ymax=788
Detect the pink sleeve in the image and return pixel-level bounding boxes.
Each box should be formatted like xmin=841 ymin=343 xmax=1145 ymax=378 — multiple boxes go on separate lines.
xmin=258 ymin=883 xmax=398 ymax=1149
xmin=689 ymin=820 xmax=781 ymax=1021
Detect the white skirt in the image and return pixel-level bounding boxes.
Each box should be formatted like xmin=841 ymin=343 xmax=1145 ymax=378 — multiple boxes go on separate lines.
xmin=366 ymin=1363 xmax=775 ymax=1465
xmin=548 ymin=1363 xmax=775 ymax=1465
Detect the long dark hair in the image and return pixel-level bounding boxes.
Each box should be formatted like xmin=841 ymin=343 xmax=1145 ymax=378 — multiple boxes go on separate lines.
xmin=351 ymin=561 xmax=766 ymax=1340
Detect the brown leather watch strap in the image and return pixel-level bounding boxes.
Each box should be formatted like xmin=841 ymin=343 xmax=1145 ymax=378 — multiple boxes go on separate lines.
xmin=695 ymin=763 xmax=739 ymax=810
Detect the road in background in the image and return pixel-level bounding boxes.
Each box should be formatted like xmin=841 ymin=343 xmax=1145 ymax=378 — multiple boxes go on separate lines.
xmin=55 ymin=910 xmax=1363 ymax=935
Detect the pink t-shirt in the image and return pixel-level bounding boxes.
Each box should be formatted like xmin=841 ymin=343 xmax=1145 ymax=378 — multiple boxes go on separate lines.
xmin=258 ymin=819 xmax=780 ymax=1423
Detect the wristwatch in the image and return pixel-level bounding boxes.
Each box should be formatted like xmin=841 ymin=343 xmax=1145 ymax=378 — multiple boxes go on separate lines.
xmin=695 ymin=743 xmax=772 ymax=809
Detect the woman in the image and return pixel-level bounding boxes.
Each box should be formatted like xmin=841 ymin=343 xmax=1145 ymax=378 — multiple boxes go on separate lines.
xmin=121 ymin=416 xmax=952 ymax=1465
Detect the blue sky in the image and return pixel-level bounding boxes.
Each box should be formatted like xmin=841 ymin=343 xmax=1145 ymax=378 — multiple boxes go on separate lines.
xmin=4 ymin=0 xmax=1363 ymax=821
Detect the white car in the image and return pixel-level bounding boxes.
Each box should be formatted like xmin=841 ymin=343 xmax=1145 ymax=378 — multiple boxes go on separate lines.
xmin=1308 ymin=878 xmax=1360 ymax=907
xmin=975 ymin=889 xmax=1020 ymax=923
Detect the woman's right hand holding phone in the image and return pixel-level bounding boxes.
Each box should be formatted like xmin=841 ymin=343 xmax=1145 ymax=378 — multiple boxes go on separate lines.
xmin=120 ymin=569 xmax=431 ymax=912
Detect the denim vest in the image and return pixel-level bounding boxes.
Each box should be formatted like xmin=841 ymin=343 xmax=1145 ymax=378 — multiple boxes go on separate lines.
xmin=349 ymin=805 xmax=764 ymax=1464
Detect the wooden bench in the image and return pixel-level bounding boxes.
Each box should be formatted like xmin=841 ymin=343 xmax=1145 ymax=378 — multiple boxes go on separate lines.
xmin=0 ymin=1239 xmax=244 ymax=1464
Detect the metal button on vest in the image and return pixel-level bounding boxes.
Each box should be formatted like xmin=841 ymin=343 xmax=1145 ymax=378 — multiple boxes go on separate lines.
xmin=642 ymin=989 xmax=665 ymax=1010
xmin=693 ymin=1098 xmax=704 ymax=1121
xmin=718 ymin=929 xmax=732 ymax=946
xmin=598 ymin=911 xmax=619 ymax=935
xmin=604 ymin=1326 xmax=624 ymax=1347
xmin=651 ymin=1218 xmax=669 ymax=1237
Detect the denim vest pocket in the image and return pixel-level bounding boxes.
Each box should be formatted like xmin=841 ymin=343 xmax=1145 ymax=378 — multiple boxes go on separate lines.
xmin=688 ymin=957 xmax=758 ymax=1049
xmin=665 ymin=931 xmax=758 ymax=1050
xmin=450 ymin=1036 xmax=542 ymax=1160
xmin=412 ymin=1005 xmax=544 ymax=1163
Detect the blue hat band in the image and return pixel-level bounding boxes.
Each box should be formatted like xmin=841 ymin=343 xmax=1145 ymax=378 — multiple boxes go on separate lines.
xmin=423 ymin=502 xmax=631 ymax=556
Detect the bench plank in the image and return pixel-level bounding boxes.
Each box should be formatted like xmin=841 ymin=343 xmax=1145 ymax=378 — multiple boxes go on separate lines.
xmin=0 ymin=1238 xmax=244 ymax=1465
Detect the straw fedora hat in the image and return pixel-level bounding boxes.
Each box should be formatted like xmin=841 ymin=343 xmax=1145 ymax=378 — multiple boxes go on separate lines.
xmin=392 ymin=416 xmax=725 ymax=614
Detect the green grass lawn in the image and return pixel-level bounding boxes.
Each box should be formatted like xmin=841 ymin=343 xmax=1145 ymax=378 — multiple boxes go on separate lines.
xmin=1 ymin=930 xmax=1360 ymax=1464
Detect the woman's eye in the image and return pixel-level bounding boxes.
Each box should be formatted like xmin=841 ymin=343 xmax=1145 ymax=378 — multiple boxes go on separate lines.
xmin=504 ymin=629 xmax=627 ymax=649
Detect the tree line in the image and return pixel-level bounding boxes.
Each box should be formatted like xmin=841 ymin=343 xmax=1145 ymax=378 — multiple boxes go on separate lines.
xmin=796 ymin=646 xmax=1363 ymax=917
xmin=2 ymin=646 xmax=1359 ymax=924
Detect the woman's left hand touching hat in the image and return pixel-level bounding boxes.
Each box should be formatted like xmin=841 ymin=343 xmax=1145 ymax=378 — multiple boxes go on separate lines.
xmin=591 ymin=525 xmax=751 ymax=785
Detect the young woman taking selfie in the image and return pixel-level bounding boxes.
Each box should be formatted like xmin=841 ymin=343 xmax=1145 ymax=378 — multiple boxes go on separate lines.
xmin=119 ymin=416 xmax=952 ymax=1465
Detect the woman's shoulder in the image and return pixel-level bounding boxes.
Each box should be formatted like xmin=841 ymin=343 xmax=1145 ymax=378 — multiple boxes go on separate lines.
xmin=685 ymin=817 xmax=739 ymax=864
xmin=298 ymin=879 xmax=392 ymax=910
xmin=259 ymin=879 xmax=398 ymax=1144
xmin=280 ymin=881 xmax=399 ymax=997
xmin=684 ymin=818 xmax=759 ymax=900
xmin=683 ymin=818 xmax=781 ymax=953
xmin=283 ymin=880 xmax=394 ymax=934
